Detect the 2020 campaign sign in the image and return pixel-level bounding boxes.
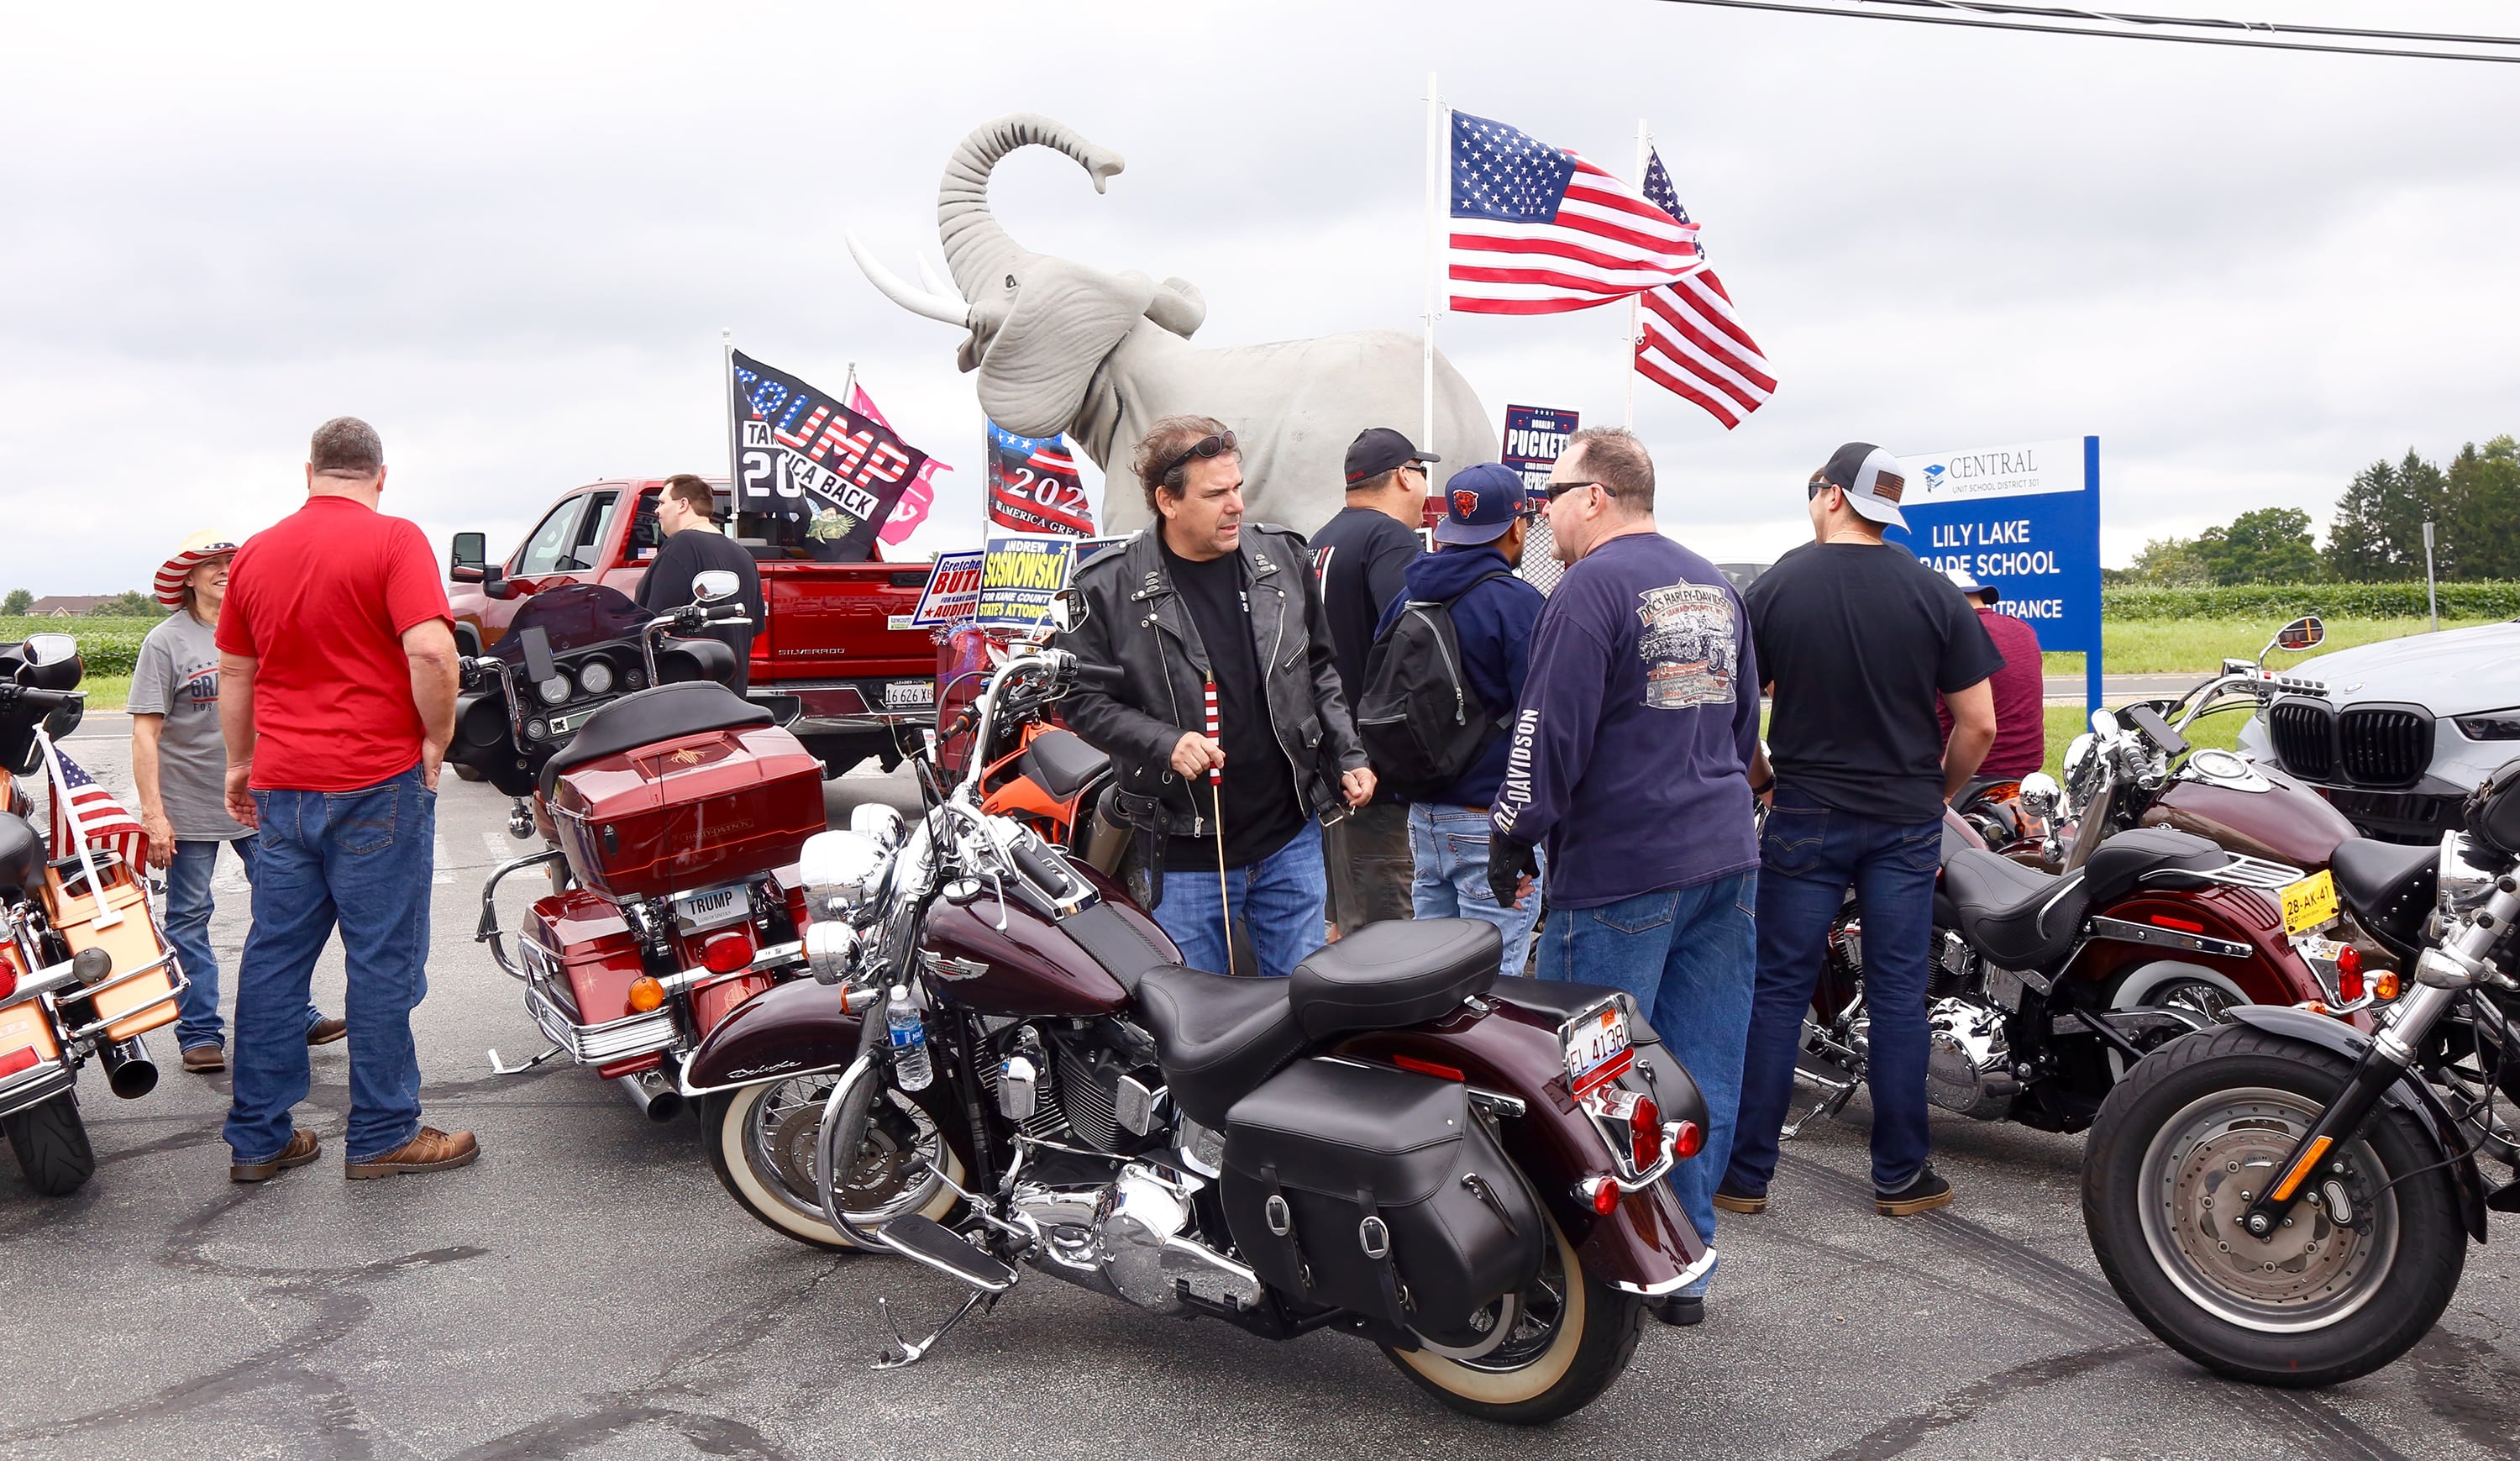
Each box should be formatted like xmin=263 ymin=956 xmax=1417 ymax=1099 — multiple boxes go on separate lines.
xmin=1500 ymin=405 xmax=1580 ymax=497
xmin=974 ymin=535 xmax=1075 ymax=633
xmin=910 ymin=551 xmax=985 ymax=628
xmin=1887 ymin=437 xmax=2103 ymax=711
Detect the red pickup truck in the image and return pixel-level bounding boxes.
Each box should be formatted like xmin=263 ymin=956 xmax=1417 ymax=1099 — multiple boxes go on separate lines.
xmin=447 ymin=477 xmax=939 ymax=775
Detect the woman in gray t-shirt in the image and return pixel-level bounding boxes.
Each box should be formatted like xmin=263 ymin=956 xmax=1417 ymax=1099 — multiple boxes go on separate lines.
xmin=133 ymin=531 xmax=340 ymax=1073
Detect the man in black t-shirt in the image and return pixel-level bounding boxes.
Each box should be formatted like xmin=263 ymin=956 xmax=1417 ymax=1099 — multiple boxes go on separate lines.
xmin=1308 ymin=426 xmax=1436 ymax=935
xmin=1723 ymin=442 xmax=2001 ymax=1221
xmin=636 ymin=475 xmax=763 ymax=695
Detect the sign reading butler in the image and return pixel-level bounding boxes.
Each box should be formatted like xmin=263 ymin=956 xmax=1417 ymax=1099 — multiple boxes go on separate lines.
xmin=1886 ymin=436 xmax=2103 ymax=711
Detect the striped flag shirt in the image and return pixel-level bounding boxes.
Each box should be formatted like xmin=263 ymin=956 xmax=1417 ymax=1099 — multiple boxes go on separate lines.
xmin=1448 ymin=112 xmax=1705 ymax=316
xmin=1634 ymin=150 xmax=1777 ymax=429
xmin=48 ymin=749 xmax=148 ymax=873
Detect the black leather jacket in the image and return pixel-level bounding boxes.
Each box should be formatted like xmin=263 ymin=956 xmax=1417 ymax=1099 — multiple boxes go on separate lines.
xmin=1057 ymin=525 xmax=1365 ymax=838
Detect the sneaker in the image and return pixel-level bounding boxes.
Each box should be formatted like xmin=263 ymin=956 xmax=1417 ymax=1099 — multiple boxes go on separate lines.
xmin=230 ymin=1130 xmax=319 ymax=1183
xmin=1653 ymin=1295 xmax=1704 ymax=1327
xmin=1876 ymin=1165 xmax=1954 ymax=1217
xmin=181 ymin=1044 xmax=226 ymax=1075
xmin=306 ymin=1017 xmax=348 ymax=1047
xmin=1712 ymin=1182 xmax=1767 ymax=1215
xmin=344 ymin=1126 xmax=479 ymax=1180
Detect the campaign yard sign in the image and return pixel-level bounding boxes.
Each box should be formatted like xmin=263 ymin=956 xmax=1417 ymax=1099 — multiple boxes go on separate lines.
xmin=1887 ymin=436 xmax=2103 ymax=712
xmin=974 ymin=534 xmax=1075 ymax=633
xmin=910 ymin=551 xmax=985 ymax=628
xmin=1500 ymin=405 xmax=1580 ymax=496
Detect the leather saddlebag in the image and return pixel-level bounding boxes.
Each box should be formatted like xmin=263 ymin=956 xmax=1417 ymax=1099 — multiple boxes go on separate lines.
xmin=1221 ymin=1058 xmax=1543 ymax=1341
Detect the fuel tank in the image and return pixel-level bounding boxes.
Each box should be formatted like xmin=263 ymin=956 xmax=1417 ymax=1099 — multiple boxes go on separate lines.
xmin=2141 ymin=769 xmax=2354 ymax=871
xmin=921 ymin=888 xmax=1166 ymax=1018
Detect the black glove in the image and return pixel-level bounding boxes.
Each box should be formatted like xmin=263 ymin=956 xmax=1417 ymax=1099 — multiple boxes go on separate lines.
xmin=1488 ymin=836 xmax=1537 ymax=910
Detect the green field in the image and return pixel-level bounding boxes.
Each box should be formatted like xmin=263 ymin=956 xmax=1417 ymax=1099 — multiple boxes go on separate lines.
xmin=2043 ymin=615 xmax=2499 ymax=676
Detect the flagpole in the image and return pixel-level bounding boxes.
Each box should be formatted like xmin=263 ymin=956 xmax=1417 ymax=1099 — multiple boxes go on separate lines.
xmin=722 ymin=328 xmax=739 ymax=497
xmin=1423 ymin=71 xmax=1443 ymax=449
xmin=1625 ymin=120 xmax=1650 ymax=430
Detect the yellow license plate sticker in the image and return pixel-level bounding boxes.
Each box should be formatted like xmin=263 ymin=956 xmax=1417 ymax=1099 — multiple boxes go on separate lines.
xmin=2281 ymin=870 xmax=2339 ymax=936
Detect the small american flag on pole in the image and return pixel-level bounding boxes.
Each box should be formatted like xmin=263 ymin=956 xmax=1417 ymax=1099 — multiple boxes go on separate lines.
xmin=1634 ymin=150 xmax=1776 ymax=429
xmin=48 ymin=749 xmax=148 ymax=872
xmin=1448 ymin=111 xmax=1705 ymax=316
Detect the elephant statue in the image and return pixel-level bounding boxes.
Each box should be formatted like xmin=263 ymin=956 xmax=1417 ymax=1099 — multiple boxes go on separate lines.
xmin=848 ymin=113 xmax=1496 ymax=537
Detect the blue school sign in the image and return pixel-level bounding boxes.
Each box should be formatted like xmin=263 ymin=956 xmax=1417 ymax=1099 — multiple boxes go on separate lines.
xmin=1886 ymin=436 xmax=2103 ymax=713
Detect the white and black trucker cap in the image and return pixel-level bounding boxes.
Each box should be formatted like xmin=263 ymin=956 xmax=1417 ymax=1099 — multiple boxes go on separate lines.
xmin=1814 ymin=441 xmax=1909 ymax=531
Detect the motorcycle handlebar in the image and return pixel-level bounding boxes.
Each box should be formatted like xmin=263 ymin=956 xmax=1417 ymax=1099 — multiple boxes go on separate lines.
xmin=0 ymin=685 xmax=81 ymax=715
xmin=1071 ymin=661 xmax=1125 ymax=687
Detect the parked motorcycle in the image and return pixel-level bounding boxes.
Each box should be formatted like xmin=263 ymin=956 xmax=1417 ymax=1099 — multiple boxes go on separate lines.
xmin=455 ymin=573 xmax=825 ymax=1122
xmin=0 ymin=634 xmax=183 ymax=1195
xmin=680 ymin=622 xmax=1719 ymax=1423
xmin=933 ymin=622 xmax=1120 ymax=865
xmin=2081 ymin=761 xmax=2520 ymax=1386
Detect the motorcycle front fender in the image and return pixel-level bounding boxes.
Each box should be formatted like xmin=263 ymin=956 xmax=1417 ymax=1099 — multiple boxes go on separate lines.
xmin=1331 ymin=996 xmax=1714 ymax=1297
xmin=2223 ymin=1004 xmax=2491 ymax=1243
xmin=680 ymin=977 xmax=860 ymax=1096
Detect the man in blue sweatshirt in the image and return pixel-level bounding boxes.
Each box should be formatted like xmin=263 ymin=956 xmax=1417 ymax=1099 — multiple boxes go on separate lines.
xmin=1489 ymin=428 xmax=1761 ymax=1327
xmin=1373 ymin=464 xmax=1549 ymax=971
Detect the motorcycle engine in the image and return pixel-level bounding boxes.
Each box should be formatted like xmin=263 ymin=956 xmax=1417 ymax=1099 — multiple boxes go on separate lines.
xmin=1924 ymin=996 xmax=2019 ymax=1120
xmin=1041 ymin=1021 xmax=1165 ymax=1154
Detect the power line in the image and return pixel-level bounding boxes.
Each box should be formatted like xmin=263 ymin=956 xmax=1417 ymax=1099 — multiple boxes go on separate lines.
xmin=1651 ymin=0 xmax=2520 ymax=61
xmin=1878 ymin=0 xmax=2520 ymax=46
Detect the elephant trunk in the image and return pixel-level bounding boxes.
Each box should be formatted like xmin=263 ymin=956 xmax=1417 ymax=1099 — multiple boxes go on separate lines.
xmin=937 ymin=113 xmax=1124 ymax=302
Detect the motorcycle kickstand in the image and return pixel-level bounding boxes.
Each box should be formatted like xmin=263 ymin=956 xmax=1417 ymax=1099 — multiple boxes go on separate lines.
xmin=487 ymin=1043 xmax=566 ymax=1075
xmin=872 ymin=1289 xmax=996 ymax=1371
xmin=1780 ymin=1072 xmax=1861 ymax=1141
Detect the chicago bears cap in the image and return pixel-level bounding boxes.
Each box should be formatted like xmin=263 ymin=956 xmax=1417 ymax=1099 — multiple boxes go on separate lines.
xmin=1433 ymin=463 xmax=1534 ymax=546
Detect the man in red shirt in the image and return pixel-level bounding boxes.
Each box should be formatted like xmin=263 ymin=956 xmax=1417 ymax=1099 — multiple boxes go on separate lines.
xmin=1939 ymin=569 xmax=2047 ymax=778
xmin=216 ymin=417 xmax=476 ymax=1182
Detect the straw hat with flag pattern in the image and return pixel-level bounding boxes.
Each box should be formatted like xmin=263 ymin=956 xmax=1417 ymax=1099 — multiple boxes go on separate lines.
xmin=153 ymin=530 xmax=240 ymax=609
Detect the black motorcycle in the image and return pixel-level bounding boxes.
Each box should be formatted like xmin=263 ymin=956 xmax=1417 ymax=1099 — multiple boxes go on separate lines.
xmin=2081 ymin=758 xmax=2520 ymax=1385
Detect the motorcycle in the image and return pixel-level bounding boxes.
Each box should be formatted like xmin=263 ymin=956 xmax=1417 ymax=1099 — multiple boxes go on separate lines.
xmin=934 ymin=622 xmax=1121 ymax=866
xmin=2081 ymin=760 xmax=2520 ymax=1387
xmin=455 ymin=572 xmax=826 ymax=1122
xmin=0 ymin=634 xmax=183 ymax=1195
xmin=680 ymin=609 xmax=1719 ymax=1423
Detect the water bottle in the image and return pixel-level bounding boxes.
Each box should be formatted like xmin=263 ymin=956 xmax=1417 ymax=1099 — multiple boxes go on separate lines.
xmin=885 ymin=985 xmax=932 ymax=1092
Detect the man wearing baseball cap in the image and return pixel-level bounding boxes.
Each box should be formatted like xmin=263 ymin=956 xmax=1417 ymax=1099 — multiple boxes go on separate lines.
xmin=1724 ymin=443 xmax=2003 ymax=1220
xmin=1370 ymin=463 xmax=1548 ymax=969
xmin=131 ymin=531 xmax=341 ymax=1072
xmin=1940 ymin=569 xmax=2047 ymax=780
xmin=1309 ymin=426 xmax=1439 ymax=935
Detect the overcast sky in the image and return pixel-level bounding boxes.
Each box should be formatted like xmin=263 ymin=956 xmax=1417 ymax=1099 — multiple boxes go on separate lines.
xmin=4 ymin=1 xmax=2513 ymax=594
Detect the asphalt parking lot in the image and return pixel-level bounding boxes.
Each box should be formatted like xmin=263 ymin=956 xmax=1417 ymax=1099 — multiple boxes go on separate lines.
xmin=10 ymin=726 xmax=2519 ymax=1460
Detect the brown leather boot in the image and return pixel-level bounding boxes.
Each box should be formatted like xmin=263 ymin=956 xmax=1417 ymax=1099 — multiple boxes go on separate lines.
xmin=181 ymin=1044 xmax=226 ymax=1074
xmin=230 ymin=1130 xmax=320 ymax=1183
xmin=343 ymin=1127 xmax=479 ymax=1180
xmin=306 ymin=1017 xmax=348 ymax=1046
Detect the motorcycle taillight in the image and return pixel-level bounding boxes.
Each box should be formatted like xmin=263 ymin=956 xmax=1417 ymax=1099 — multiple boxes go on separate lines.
xmin=2336 ymin=944 xmax=2365 ymax=1004
xmin=0 ymin=1047 xmax=37 ymax=1080
xmin=1630 ymin=1095 xmax=1662 ymax=1170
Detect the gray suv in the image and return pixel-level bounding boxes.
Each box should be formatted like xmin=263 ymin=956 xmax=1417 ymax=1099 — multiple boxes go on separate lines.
xmin=2237 ymin=618 xmax=2520 ymax=843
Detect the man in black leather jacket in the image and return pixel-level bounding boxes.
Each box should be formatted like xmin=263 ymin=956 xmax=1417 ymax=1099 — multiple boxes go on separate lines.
xmin=1058 ymin=415 xmax=1373 ymax=979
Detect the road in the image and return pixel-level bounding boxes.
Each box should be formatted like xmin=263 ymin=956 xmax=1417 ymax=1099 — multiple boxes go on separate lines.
xmin=2041 ymin=673 xmax=2217 ymax=706
xmin=9 ymin=736 xmax=2517 ymax=1460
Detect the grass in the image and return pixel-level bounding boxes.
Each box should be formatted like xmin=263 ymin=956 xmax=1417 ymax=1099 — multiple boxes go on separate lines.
xmin=80 ymin=675 xmax=131 ymax=713
xmin=2041 ymin=616 xmax=2501 ymax=676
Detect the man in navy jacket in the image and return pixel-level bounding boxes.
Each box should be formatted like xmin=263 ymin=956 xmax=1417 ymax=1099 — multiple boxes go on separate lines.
xmin=1375 ymin=464 xmax=1549 ymax=971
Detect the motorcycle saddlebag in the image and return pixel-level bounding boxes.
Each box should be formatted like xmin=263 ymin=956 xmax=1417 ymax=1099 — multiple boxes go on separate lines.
xmin=1221 ymin=1058 xmax=1543 ymax=1341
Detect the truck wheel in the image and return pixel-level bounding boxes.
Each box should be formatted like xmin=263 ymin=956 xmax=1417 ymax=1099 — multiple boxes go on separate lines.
xmin=3 ymin=1090 xmax=97 ymax=1197
xmin=702 ymin=1075 xmax=960 ymax=1250
xmin=1384 ymin=1206 xmax=1646 ymax=1424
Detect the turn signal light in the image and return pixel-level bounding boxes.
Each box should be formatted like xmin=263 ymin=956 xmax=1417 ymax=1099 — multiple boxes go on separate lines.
xmin=1671 ymin=1120 xmax=1704 ymax=1160
xmin=0 ymin=1048 xmax=38 ymax=1080
xmin=2376 ymin=970 xmax=2402 ymax=1001
xmin=0 ymin=964 xmax=15 ymax=1003
xmin=1630 ymin=1095 xmax=1663 ymax=1170
xmin=1582 ymin=1176 xmax=1620 ymax=1216
xmin=626 ymin=976 xmax=666 ymax=1014
xmin=701 ymin=934 xmax=753 ymax=975
xmin=2337 ymin=944 xmax=2365 ymax=1004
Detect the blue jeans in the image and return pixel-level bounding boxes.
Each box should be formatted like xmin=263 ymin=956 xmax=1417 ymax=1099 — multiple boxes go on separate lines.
xmin=1409 ymin=804 xmax=1545 ymax=976
xmin=163 ymin=838 xmax=323 ymax=1051
xmin=1536 ymin=870 xmax=1756 ymax=1297
xmin=1726 ymin=786 xmax=1943 ymax=1196
xmin=1155 ymin=821 xmax=1326 ymax=980
xmin=224 ymin=765 xmax=436 ymax=1166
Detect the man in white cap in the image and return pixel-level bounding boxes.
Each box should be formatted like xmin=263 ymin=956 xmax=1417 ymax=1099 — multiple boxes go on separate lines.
xmin=1722 ymin=443 xmax=2002 ymax=1220
xmin=134 ymin=531 xmax=343 ymax=1072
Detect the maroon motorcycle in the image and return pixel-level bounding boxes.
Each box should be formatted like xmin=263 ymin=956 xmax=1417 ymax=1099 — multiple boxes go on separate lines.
xmin=679 ymin=631 xmax=1715 ymax=1423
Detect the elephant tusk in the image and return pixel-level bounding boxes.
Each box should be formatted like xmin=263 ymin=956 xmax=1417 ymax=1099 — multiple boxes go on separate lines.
xmin=914 ymin=255 xmax=965 ymax=308
xmin=846 ymin=231 xmax=970 ymax=327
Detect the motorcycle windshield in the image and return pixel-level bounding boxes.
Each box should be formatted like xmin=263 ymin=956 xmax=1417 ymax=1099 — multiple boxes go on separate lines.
xmin=489 ymin=584 xmax=649 ymax=665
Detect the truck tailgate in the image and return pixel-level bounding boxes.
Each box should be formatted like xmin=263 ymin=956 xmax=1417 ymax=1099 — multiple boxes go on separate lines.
xmin=759 ymin=560 xmax=939 ymax=726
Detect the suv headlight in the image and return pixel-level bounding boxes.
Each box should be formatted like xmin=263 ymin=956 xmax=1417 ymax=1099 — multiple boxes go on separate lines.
xmin=798 ymin=829 xmax=890 ymax=918
xmin=2451 ymin=707 xmax=2520 ymax=742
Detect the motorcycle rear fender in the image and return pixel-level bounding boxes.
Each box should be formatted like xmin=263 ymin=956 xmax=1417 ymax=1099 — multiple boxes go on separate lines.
xmin=1331 ymin=999 xmax=1714 ymax=1295
xmin=680 ymin=977 xmax=860 ymax=1096
xmin=2223 ymin=1004 xmax=2490 ymax=1243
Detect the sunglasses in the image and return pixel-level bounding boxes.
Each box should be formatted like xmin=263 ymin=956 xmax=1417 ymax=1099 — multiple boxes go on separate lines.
xmin=1544 ymin=479 xmax=1615 ymax=502
xmin=1808 ymin=476 xmax=1837 ymax=501
xmin=1156 ymin=430 xmax=1237 ymax=486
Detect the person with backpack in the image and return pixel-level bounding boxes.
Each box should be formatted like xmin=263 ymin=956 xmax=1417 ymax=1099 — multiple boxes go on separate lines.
xmin=1362 ymin=463 xmax=1547 ymax=971
xmin=1487 ymin=428 xmax=1761 ymax=1327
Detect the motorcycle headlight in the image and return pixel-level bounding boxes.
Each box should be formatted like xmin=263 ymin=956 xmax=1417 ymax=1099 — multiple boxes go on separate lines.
xmin=536 ymin=673 xmax=571 ymax=706
xmin=798 ymin=829 xmax=890 ymax=918
xmin=577 ymin=659 xmax=615 ymax=696
xmin=805 ymin=921 xmax=859 ymax=984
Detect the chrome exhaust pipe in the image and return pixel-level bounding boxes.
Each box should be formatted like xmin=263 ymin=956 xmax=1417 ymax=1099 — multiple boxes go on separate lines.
xmin=612 ymin=1069 xmax=683 ymax=1123
xmin=100 ymin=1036 xmax=159 ymax=1100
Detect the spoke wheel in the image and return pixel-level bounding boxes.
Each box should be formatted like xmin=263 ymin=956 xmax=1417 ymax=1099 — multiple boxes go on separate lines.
xmin=703 ymin=1075 xmax=961 ymax=1250
xmin=1385 ymin=1206 xmax=1644 ymax=1424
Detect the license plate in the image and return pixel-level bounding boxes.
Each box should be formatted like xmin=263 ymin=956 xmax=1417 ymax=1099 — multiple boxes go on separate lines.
xmin=886 ymin=680 xmax=934 ymax=709
xmin=2281 ymin=870 xmax=2339 ymax=936
xmin=0 ymin=1003 xmax=59 ymax=1071
xmin=1562 ymin=1001 xmax=1633 ymax=1096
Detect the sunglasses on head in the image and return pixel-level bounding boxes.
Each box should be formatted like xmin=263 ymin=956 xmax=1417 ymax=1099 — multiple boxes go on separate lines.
xmin=1156 ymin=430 xmax=1237 ymax=486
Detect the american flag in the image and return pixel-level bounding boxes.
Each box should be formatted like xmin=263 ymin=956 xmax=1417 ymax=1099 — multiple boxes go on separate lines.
xmin=1635 ymin=150 xmax=1776 ymax=429
xmin=1448 ymin=111 xmax=1704 ymax=316
xmin=48 ymin=749 xmax=147 ymax=872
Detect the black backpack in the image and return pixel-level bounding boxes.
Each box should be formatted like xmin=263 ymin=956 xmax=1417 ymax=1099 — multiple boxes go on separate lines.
xmin=1352 ymin=571 xmax=1516 ymax=801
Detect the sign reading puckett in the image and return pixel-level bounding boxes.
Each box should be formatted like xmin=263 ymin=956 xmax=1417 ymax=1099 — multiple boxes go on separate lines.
xmin=973 ymin=534 xmax=1075 ymax=633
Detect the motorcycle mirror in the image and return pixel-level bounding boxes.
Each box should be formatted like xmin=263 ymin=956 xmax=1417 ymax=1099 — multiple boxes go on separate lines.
xmin=2018 ymin=770 xmax=2062 ymax=816
xmin=848 ymin=803 xmax=906 ymax=850
xmin=691 ymin=570 xmax=739 ymax=606
xmin=2090 ymin=707 xmax=2120 ymax=738
xmin=1045 ymin=588 xmax=1085 ymax=635
xmin=19 ymin=634 xmax=76 ymax=668
xmin=518 ymin=626 xmax=558 ymax=686
xmin=2271 ymin=615 xmax=2324 ymax=654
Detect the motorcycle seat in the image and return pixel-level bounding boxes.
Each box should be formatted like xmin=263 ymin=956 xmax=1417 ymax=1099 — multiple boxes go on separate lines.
xmin=1016 ymin=729 xmax=1110 ymax=802
xmin=0 ymin=812 xmax=42 ymax=899
xmin=1288 ymin=919 xmax=1500 ymax=1040
xmin=2331 ymin=837 xmax=2437 ymax=957
xmin=1942 ymin=828 xmax=2229 ymax=970
xmin=539 ymin=681 xmax=770 ymax=800
xmin=1137 ymin=966 xmax=1307 ymax=1129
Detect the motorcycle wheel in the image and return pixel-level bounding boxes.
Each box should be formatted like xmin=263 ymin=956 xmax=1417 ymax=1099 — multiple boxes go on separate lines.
xmin=702 ymin=1075 xmax=962 ymax=1251
xmin=2083 ymin=1024 xmax=2465 ymax=1387
xmin=3 ymin=1090 xmax=97 ymax=1197
xmin=1383 ymin=1206 xmax=1644 ymax=1424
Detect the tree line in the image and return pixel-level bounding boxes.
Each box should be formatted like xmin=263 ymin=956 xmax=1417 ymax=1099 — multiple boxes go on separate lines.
xmin=1 ymin=589 xmax=163 ymax=617
xmin=2112 ymin=435 xmax=2520 ymax=586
